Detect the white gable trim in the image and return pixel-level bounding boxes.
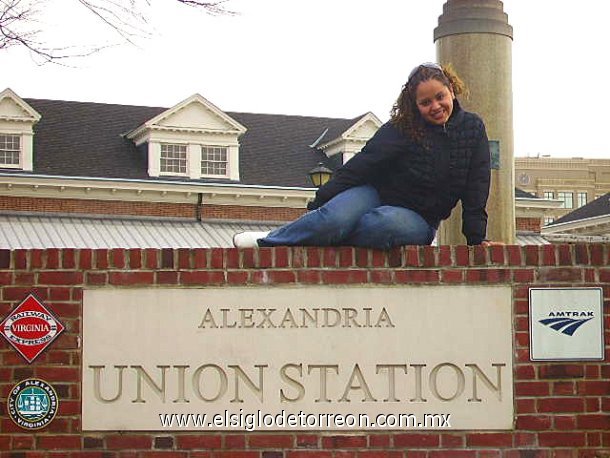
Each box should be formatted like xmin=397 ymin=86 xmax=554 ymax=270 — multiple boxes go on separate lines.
xmin=318 ymin=112 xmax=382 ymax=162
xmin=125 ymin=93 xmax=246 ymax=141
xmin=0 ymin=88 xmax=41 ymax=122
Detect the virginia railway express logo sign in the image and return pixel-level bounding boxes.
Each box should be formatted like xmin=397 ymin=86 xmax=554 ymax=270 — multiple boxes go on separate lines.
xmin=0 ymin=294 xmax=65 ymax=363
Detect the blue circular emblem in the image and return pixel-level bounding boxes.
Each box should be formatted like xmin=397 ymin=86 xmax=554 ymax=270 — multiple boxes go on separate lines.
xmin=7 ymin=379 xmax=59 ymax=430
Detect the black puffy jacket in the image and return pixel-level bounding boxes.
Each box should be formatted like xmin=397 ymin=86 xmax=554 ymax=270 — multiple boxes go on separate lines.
xmin=309 ymin=101 xmax=491 ymax=245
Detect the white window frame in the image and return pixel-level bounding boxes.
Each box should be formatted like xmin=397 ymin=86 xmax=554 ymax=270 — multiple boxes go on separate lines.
xmin=200 ymin=145 xmax=229 ymax=178
xmin=557 ymin=191 xmax=573 ymax=209
xmin=543 ymin=217 xmax=555 ymax=226
xmin=576 ymin=192 xmax=587 ymax=208
xmin=543 ymin=191 xmax=554 ymax=200
xmin=0 ymin=133 xmax=22 ymax=169
xmin=159 ymin=143 xmax=188 ymax=176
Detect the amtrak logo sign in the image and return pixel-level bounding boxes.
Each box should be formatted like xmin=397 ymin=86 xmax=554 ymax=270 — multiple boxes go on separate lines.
xmin=7 ymin=379 xmax=59 ymax=430
xmin=529 ymin=288 xmax=604 ymax=361
xmin=538 ymin=311 xmax=594 ymax=336
xmin=0 ymin=294 xmax=65 ymax=363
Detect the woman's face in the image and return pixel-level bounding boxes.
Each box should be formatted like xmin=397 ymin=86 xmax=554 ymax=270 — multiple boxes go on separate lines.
xmin=415 ymin=79 xmax=455 ymax=125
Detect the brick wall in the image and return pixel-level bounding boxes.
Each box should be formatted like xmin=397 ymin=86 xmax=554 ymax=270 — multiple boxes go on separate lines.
xmin=516 ymin=217 xmax=542 ymax=233
xmin=0 ymin=244 xmax=609 ymax=457
xmin=0 ymin=196 xmax=304 ymax=222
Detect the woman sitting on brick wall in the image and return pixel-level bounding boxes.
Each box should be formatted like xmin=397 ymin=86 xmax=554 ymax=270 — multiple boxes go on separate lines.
xmin=234 ymin=63 xmax=492 ymax=250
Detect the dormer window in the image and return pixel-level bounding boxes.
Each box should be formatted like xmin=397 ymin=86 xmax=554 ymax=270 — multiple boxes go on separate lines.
xmin=160 ymin=143 xmax=188 ymax=175
xmin=201 ymin=146 xmax=228 ymax=177
xmin=0 ymin=134 xmax=21 ymax=168
xmin=125 ymin=94 xmax=246 ymax=182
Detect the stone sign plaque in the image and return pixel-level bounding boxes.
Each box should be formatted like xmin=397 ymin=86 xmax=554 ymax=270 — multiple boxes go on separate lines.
xmin=529 ymin=287 xmax=604 ymax=361
xmin=82 ymin=286 xmax=513 ymax=431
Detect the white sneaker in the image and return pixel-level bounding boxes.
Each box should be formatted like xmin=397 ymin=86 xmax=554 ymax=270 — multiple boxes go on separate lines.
xmin=232 ymin=231 xmax=270 ymax=248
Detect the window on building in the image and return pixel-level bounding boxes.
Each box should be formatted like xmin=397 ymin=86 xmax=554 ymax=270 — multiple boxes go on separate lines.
xmin=201 ymin=146 xmax=228 ymax=176
xmin=0 ymin=134 xmax=21 ymax=167
xmin=543 ymin=191 xmax=554 ymax=199
xmin=160 ymin=144 xmax=187 ymax=174
xmin=557 ymin=191 xmax=573 ymax=209
xmin=577 ymin=192 xmax=588 ymax=208
xmin=543 ymin=217 xmax=555 ymax=226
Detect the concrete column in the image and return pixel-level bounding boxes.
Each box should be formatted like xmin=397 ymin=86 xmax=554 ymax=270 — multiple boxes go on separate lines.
xmin=434 ymin=0 xmax=515 ymax=244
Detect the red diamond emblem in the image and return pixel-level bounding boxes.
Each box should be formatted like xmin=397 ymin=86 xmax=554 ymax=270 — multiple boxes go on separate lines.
xmin=1 ymin=294 xmax=65 ymax=363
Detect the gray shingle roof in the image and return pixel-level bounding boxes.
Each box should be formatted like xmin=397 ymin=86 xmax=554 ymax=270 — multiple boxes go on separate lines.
xmin=21 ymin=98 xmax=366 ymax=188
xmin=551 ymin=192 xmax=610 ymax=225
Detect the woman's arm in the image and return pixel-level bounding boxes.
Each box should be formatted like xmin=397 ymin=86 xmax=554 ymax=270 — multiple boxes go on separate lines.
xmin=309 ymin=123 xmax=409 ymax=209
xmin=461 ymin=121 xmax=491 ymax=245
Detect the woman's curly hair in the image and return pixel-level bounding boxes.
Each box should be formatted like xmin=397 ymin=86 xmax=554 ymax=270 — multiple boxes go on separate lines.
xmin=390 ymin=63 xmax=468 ymax=143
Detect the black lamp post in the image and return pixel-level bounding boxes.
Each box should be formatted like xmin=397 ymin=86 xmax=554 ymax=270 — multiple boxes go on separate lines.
xmin=308 ymin=162 xmax=333 ymax=187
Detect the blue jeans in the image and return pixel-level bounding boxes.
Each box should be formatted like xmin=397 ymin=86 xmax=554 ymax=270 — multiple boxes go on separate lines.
xmin=259 ymin=185 xmax=436 ymax=250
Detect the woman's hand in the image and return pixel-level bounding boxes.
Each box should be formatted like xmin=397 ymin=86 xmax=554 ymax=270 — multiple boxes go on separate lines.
xmin=481 ymin=240 xmax=505 ymax=247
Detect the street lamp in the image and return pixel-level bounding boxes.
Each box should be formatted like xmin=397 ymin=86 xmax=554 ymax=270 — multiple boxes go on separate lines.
xmin=308 ymin=162 xmax=333 ymax=187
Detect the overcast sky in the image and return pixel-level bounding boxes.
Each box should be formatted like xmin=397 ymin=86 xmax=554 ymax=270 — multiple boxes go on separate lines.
xmin=3 ymin=0 xmax=609 ymax=158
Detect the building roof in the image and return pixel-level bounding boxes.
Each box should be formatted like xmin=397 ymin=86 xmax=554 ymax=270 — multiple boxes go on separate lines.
xmin=550 ymin=192 xmax=610 ymax=225
xmin=515 ymin=188 xmax=537 ymax=199
xmin=22 ymin=98 xmax=364 ymax=188
xmin=0 ymin=212 xmax=282 ymax=249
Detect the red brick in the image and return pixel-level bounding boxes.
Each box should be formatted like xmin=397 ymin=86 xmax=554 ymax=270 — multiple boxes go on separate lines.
xmin=321 ymin=435 xmax=367 ymax=448
xmin=387 ymin=247 xmax=401 ymax=267
xmin=209 ymin=248 xmax=224 ymax=269
xmin=176 ymin=435 xmax=222 ymax=449
xmin=46 ymin=249 xmax=60 ymax=268
xmin=393 ymin=433 xmax=440 ymax=447
xmin=577 ymin=414 xmax=610 ymax=430
xmin=286 ymin=453 xmax=332 ymax=458
xmin=291 ymin=247 xmax=307 ymax=268
xmin=95 ymin=249 xmax=109 ymax=269
xmin=553 ymin=381 xmax=576 ymax=395
xmin=590 ymin=244 xmax=604 ymax=265
xmin=39 ymin=271 xmax=83 ymax=285
xmin=394 ymin=269 xmax=439 ymax=283
xmin=525 ymin=245 xmax=539 ymax=266
xmin=539 ymin=364 xmax=585 ymax=379
xmin=438 ymin=246 xmax=452 ymax=266
xmin=106 ymin=435 xmax=153 ymax=449
xmin=368 ymin=434 xmax=391 ymax=447
xmin=516 ymin=365 xmax=536 ymax=380
xmin=62 ymin=249 xmax=76 ymax=269
xmin=139 ymin=453 xmax=187 ymax=458
xmin=226 ymin=249 xmax=240 ymax=269
xmin=296 ymin=269 xmax=321 ymax=284
xmin=145 ymin=249 xmax=159 ymax=269
xmin=557 ymin=245 xmax=573 ymax=265
xmin=506 ymin=246 xmax=522 ymax=266
xmin=242 ymin=249 xmax=256 ymax=268
xmin=258 ymin=248 xmax=273 ymax=269
xmin=79 ymin=249 xmax=93 ymax=269
xmin=86 ymin=272 xmax=107 ymax=285
xmin=441 ymin=269 xmax=463 ymax=283
xmin=454 ymin=245 xmax=469 ymax=266
xmin=248 ymin=434 xmax=293 ymax=448
xmin=404 ymin=246 xmax=421 ymax=267
xmin=223 ymin=434 xmax=246 ymax=449
xmin=428 ymin=452 xmax=476 ymax=458
xmin=577 ymin=381 xmax=610 ymax=395
xmin=516 ymin=415 xmax=552 ymax=430
xmin=538 ymin=397 xmax=585 ymax=413
xmin=274 ymin=247 xmax=290 ymax=268
xmin=322 ymin=270 xmax=367 ymax=284
xmin=161 ymin=249 xmax=174 ymax=268
xmin=574 ymin=244 xmax=590 ymax=265
xmin=466 ymin=433 xmax=513 ymax=447
xmin=513 ymin=432 xmax=536 ymax=447
xmin=37 ymin=435 xmax=81 ymax=449
xmin=109 ymin=272 xmax=154 ymax=285
xmin=306 ymin=248 xmax=321 ymax=267
xmin=181 ymin=271 xmax=225 ymax=285
xmin=537 ymin=267 xmax=582 ymax=282
xmin=178 ymin=248 xmax=192 ymax=269
xmin=12 ymin=435 xmax=35 ymax=449
xmin=193 ymin=249 xmax=207 ymax=269
xmin=473 ymin=245 xmax=487 ymax=265
xmin=370 ymin=270 xmax=393 ymax=284
xmin=541 ymin=245 xmax=556 ymax=265
xmin=128 ymin=249 xmax=143 ymax=269
xmin=111 ymin=249 xmax=126 ymax=268
xmin=14 ymin=272 xmax=34 ymax=285
xmin=267 ymin=270 xmax=297 ymax=283
xmin=295 ymin=434 xmax=318 ymax=448
xmin=440 ymin=434 xmax=464 ymax=447
xmin=538 ymin=432 xmax=586 ymax=447
xmin=513 ymin=269 xmax=535 ymax=283
xmin=422 ymin=246 xmax=436 ymax=267
xmin=156 ymin=271 xmax=179 ymax=284
xmin=39 ymin=366 xmax=80 ymax=382
xmin=515 ymin=381 xmax=550 ymax=396
xmin=371 ymin=249 xmax=385 ymax=267
xmin=227 ymin=271 xmax=248 ymax=284
xmin=489 ymin=245 xmax=504 ymax=265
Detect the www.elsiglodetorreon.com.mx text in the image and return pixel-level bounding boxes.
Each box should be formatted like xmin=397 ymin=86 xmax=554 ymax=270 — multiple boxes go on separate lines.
xmin=159 ymin=410 xmax=452 ymax=430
